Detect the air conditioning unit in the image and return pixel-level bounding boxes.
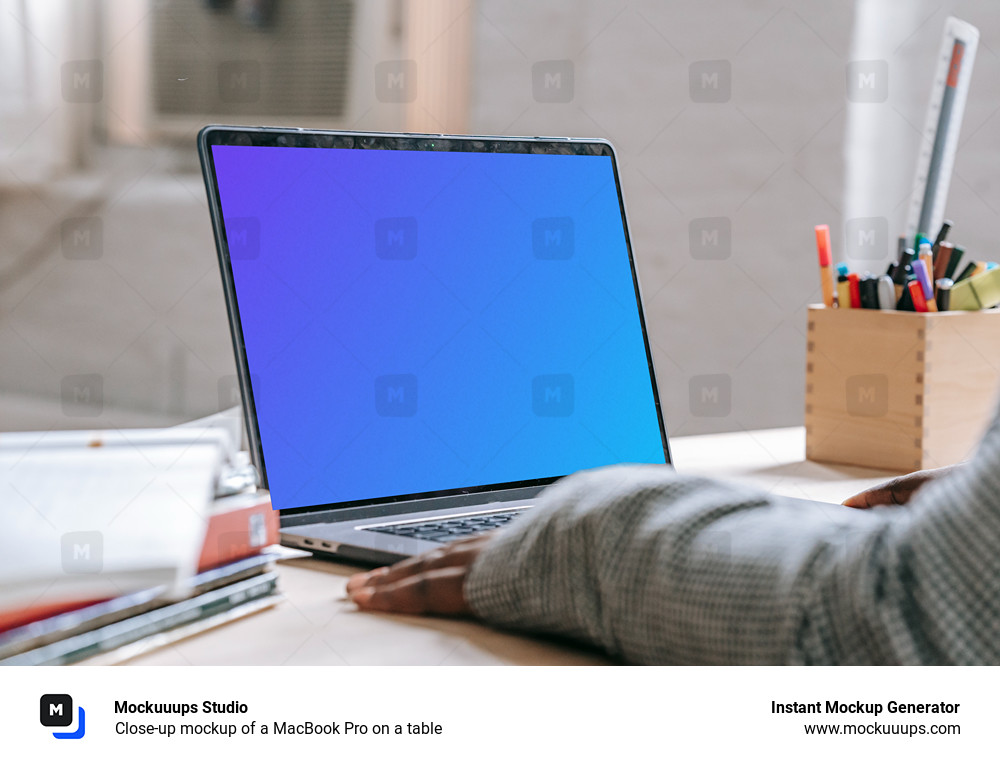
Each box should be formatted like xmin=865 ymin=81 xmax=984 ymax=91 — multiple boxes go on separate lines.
xmin=105 ymin=0 xmax=409 ymax=142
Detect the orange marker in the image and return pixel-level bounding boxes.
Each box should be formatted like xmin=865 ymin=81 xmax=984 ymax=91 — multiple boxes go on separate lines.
xmin=918 ymin=242 xmax=934 ymax=287
xmin=912 ymin=259 xmax=938 ymax=312
xmin=815 ymin=225 xmax=835 ymax=307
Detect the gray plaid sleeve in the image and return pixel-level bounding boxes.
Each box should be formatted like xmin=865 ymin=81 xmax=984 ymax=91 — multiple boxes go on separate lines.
xmin=464 ymin=412 xmax=1000 ymax=665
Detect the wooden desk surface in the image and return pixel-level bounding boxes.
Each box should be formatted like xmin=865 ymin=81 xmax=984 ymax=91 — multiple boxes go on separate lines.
xmin=99 ymin=427 xmax=897 ymax=666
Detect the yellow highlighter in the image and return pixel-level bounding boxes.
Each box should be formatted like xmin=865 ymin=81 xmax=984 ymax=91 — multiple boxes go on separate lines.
xmin=815 ymin=225 xmax=835 ymax=307
xmin=950 ymin=267 xmax=1000 ymax=310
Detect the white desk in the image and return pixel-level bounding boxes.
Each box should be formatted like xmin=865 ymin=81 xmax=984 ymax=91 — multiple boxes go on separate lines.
xmin=95 ymin=427 xmax=896 ymax=666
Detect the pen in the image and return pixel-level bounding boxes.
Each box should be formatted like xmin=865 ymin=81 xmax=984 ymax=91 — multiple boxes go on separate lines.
xmin=892 ymin=248 xmax=915 ymax=300
xmin=877 ymin=275 xmax=896 ymax=310
xmin=932 ymin=218 xmax=952 ymax=254
xmin=859 ymin=276 xmax=877 ymax=309
xmin=836 ymin=274 xmax=851 ymax=309
xmin=936 ymin=278 xmax=953 ymax=311
xmin=896 ymin=265 xmax=915 ymax=310
xmin=848 ymin=273 xmax=861 ymax=309
xmin=913 ymin=259 xmax=939 ymax=311
xmin=815 ymin=225 xmax=835 ymax=308
xmin=933 ymin=241 xmax=953 ymax=281
xmin=918 ymin=242 xmax=935 ymax=281
xmin=908 ymin=280 xmax=929 ymax=312
xmin=955 ymin=261 xmax=977 ymax=282
xmin=944 ymin=244 xmax=965 ymax=280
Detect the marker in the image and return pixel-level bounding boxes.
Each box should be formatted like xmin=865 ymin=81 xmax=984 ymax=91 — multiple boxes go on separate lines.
xmin=836 ymin=274 xmax=851 ymax=309
xmin=836 ymin=262 xmax=850 ymax=277
xmin=896 ymin=264 xmax=915 ymax=310
xmin=859 ymin=276 xmax=879 ymax=309
xmin=971 ymin=261 xmax=988 ymax=278
xmin=913 ymin=259 xmax=938 ymax=311
xmin=848 ymin=273 xmax=861 ymax=309
xmin=815 ymin=225 xmax=835 ymax=308
xmin=919 ymin=249 xmax=935 ymax=296
xmin=908 ymin=280 xmax=929 ymax=312
xmin=955 ymin=261 xmax=977 ymax=282
xmin=918 ymin=242 xmax=934 ymax=280
xmin=877 ymin=275 xmax=896 ymax=310
xmin=934 ymin=241 xmax=953 ymax=281
xmin=944 ymin=244 xmax=965 ymax=279
xmin=892 ymin=248 xmax=915 ymax=299
xmin=988 ymin=262 xmax=999 ymax=270
xmin=932 ymin=219 xmax=952 ymax=253
xmin=936 ymin=278 xmax=953 ymax=310
xmin=950 ymin=266 xmax=1000 ymax=310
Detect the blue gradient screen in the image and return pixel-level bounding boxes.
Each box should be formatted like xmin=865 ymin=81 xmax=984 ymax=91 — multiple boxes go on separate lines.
xmin=211 ymin=143 xmax=666 ymax=510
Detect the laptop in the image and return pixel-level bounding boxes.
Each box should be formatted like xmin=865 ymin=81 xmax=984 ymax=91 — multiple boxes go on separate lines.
xmin=198 ymin=127 xmax=670 ymax=565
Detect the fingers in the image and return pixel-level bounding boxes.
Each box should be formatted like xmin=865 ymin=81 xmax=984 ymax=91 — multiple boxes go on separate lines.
xmin=345 ymin=537 xmax=492 ymax=615
xmin=346 ymin=538 xmax=484 ymax=595
xmin=842 ymin=467 xmax=949 ymax=508
xmin=842 ymin=485 xmax=897 ymax=509
xmin=350 ymin=566 xmax=470 ymax=615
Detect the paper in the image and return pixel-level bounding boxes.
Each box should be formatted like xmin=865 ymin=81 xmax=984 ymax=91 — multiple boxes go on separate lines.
xmin=0 ymin=428 xmax=231 ymax=613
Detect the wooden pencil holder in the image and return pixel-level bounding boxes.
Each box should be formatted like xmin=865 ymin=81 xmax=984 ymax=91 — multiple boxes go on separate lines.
xmin=805 ymin=305 xmax=1000 ymax=472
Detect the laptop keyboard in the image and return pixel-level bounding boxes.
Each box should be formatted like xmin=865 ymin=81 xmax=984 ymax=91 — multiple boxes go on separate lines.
xmin=373 ymin=509 xmax=526 ymax=543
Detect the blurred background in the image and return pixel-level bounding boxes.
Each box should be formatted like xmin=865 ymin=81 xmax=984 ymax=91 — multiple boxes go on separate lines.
xmin=1 ymin=0 xmax=999 ymax=437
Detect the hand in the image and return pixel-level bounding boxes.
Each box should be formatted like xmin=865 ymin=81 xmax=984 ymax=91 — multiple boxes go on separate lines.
xmin=842 ymin=465 xmax=956 ymax=509
xmin=345 ymin=536 xmax=493 ymax=615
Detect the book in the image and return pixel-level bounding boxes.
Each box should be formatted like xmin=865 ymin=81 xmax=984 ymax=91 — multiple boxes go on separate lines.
xmin=0 ymin=489 xmax=277 ymax=634
xmin=1 ymin=569 xmax=280 ymax=666
xmin=197 ymin=491 xmax=278 ymax=572
xmin=0 ymin=554 xmax=277 ymax=660
xmin=0 ymin=426 xmax=236 ymax=613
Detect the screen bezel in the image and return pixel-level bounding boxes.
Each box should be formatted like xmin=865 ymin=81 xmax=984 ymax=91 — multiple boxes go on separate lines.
xmin=198 ymin=125 xmax=671 ymax=517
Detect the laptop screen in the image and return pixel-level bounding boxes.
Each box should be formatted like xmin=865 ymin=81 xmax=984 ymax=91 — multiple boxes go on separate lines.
xmin=207 ymin=135 xmax=667 ymax=512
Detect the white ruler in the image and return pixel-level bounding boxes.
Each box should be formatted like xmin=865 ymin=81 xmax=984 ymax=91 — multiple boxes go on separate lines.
xmin=904 ymin=16 xmax=979 ymax=244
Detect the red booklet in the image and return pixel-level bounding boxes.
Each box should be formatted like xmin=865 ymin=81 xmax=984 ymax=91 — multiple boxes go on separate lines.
xmin=196 ymin=491 xmax=279 ymax=572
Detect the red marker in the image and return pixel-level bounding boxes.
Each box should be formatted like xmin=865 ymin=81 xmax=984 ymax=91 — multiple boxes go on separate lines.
xmin=908 ymin=280 xmax=929 ymax=312
xmin=815 ymin=225 xmax=835 ymax=307
xmin=847 ymin=273 xmax=861 ymax=309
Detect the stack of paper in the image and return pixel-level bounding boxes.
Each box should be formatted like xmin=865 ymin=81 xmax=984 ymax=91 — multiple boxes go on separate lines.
xmin=0 ymin=427 xmax=233 ymax=614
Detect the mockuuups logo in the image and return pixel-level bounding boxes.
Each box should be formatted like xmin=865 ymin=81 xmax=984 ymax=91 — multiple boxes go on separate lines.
xmin=40 ymin=694 xmax=86 ymax=739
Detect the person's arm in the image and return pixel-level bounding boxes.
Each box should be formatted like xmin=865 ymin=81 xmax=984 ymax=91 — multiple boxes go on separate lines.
xmin=350 ymin=416 xmax=1000 ymax=664
xmin=462 ymin=466 xmax=887 ymax=664
xmin=351 ymin=465 xmax=893 ymax=663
